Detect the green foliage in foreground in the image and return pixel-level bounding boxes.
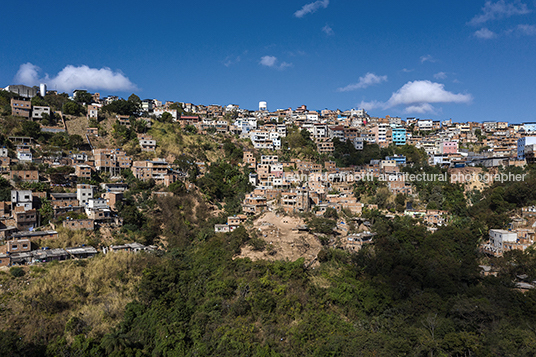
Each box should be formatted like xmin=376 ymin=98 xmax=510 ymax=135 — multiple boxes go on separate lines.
xmin=197 ymin=160 xmax=253 ymax=216
xmin=3 ymin=160 xmax=536 ymax=356
xmin=0 ymin=217 xmax=531 ymax=356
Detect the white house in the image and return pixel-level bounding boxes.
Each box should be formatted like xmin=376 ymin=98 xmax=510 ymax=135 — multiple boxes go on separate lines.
xmin=418 ymin=119 xmax=433 ymax=131
xmin=517 ymin=136 xmax=536 ymax=160
xmin=489 ymin=229 xmax=518 ymax=252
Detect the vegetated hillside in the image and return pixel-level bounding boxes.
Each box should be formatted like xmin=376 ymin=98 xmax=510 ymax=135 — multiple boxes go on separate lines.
xmin=0 ymin=252 xmax=158 ymax=354
xmin=82 ymin=116 xmax=245 ymax=164
xmin=4 ymin=165 xmax=536 ymax=356
xmin=6 ymin=219 xmax=536 ymax=356
xmin=5 ymin=94 xmax=536 ymax=354
xmin=147 ymin=121 xmax=254 ymax=164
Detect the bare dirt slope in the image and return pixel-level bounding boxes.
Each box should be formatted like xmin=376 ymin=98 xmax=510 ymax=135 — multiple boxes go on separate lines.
xmin=64 ymin=115 xmax=89 ymax=137
xmin=448 ymin=166 xmax=498 ymax=192
xmin=236 ymin=211 xmax=322 ymax=266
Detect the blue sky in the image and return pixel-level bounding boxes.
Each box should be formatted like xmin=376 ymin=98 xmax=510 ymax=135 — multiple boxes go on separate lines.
xmin=2 ymin=0 xmax=536 ymax=122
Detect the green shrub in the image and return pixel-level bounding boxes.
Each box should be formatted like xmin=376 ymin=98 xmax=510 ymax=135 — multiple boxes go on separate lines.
xmin=10 ymin=267 xmax=25 ymax=277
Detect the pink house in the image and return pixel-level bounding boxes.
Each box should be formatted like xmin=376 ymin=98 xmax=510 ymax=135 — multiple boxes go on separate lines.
xmin=441 ymin=141 xmax=458 ymax=154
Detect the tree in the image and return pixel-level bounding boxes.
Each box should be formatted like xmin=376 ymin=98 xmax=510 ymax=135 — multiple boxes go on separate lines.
xmin=0 ymin=90 xmax=16 ymax=114
xmin=10 ymin=267 xmax=25 ymax=277
xmin=132 ymin=118 xmax=148 ymax=133
xmin=102 ymin=99 xmax=138 ymax=116
xmin=331 ymin=138 xmax=383 ymax=167
xmin=223 ymin=139 xmax=243 ymax=164
xmin=74 ymin=90 xmax=93 ymax=104
xmin=374 ymin=187 xmax=391 ymax=209
xmin=168 ymin=102 xmax=185 ymax=115
xmin=43 ymin=92 xmax=69 ymax=111
xmin=128 ymin=93 xmax=141 ymax=105
xmin=31 ymin=95 xmax=47 ymax=107
xmin=395 ymin=193 xmax=406 ymax=212
xmin=128 ymin=94 xmax=141 ymax=113
xmin=174 ymin=154 xmax=199 ymax=178
xmin=38 ymin=199 xmax=53 ymax=224
xmin=40 ymin=112 xmax=50 ymax=126
xmin=160 ymin=112 xmax=173 ymax=123
xmin=197 ymin=161 xmax=252 ymax=203
xmin=323 ymin=207 xmax=339 ymax=219
xmin=299 ymin=127 xmax=310 ymax=140
xmin=474 ymin=129 xmax=485 ymax=142
xmin=112 ymin=123 xmax=135 ymax=146
xmin=62 ymin=101 xmax=84 ymax=116
xmin=50 ymin=132 xmax=70 ymax=148
xmin=395 ymin=144 xmax=428 ymax=166
xmin=184 ymin=125 xmax=197 ymax=134
xmin=69 ymin=134 xmax=84 ymax=149
xmin=21 ymin=121 xmax=41 ymax=139
xmin=308 ymin=217 xmax=337 ymax=235
xmin=354 ymin=177 xmax=385 ymax=201
xmin=0 ymin=177 xmax=12 ymax=201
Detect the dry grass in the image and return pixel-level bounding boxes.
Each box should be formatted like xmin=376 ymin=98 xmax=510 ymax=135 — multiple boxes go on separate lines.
xmin=0 ymin=252 xmax=158 ymax=344
xmin=148 ymin=122 xmax=225 ymax=162
xmin=64 ymin=115 xmax=88 ymax=137
xmin=35 ymin=227 xmax=97 ymax=249
xmin=65 ymin=116 xmax=231 ymax=163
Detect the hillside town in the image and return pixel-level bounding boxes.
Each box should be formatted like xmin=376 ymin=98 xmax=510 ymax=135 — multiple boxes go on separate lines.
xmin=7 ymin=0 xmax=536 ymax=354
xmin=1 ymin=83 xmax=536 ymax=268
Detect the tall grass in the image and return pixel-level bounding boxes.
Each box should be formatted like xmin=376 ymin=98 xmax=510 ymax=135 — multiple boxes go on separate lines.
xmin=149 ymin=121 xmax=225 ymax=162
xmin=35 ymin=227 xmax=98 ymax=249
xmin=1 ymin=251 xmax=158 ymax=344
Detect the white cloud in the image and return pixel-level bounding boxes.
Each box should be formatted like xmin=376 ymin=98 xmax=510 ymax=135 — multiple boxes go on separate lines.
xmin=259 ymin=56 xmax=292 ymax=70
xmin=279 ymin=62 xmax=292 ymax=69
xmin=357 ymin=80 xmax=472 ymax=114
xmin=515 ymin=24 xmax=536 ymax=35
xmin=223 ymin=55 xmax=241 ymax=67
xmin=260 ymin=56 xmax=277 ymax=67
xmin=358 ymin=100 xmax=383 ymax=111
xmin=433 ymin=72 xmax=448 ymax=80
xmin=13 ymin=62 xmax=137 ymax=93
xmin=420 ymin=55 xmax=436 ymax=63
xmin=322 ymin=24 xmax=334 ymax=35
xmin=474 ymin=27 xmax=498 ymax=38
xmin=337 ymin=73 xmax=388 ymax=92
xmin=14 ymin=63 xmax=41 ymax=84
xmin=468 ymin=0 xmax=531 ymax=25
xmin=402 ymin=68 xmax=414 ymax=73
xmin=385 ymin=80 xmax=472 ymax=109
xmin=404 ymin=103 xmax=436 ymax=114
xmin=294 ymin=0 xmax=329 ymax=18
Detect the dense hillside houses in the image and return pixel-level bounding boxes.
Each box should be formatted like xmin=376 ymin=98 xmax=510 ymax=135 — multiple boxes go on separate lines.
xmin=1 ymin=87 xmax=535 ymax=264
xmin=3 ymin=84 xmax=536 ymax=356
xmin=2 ymin=87 xmax=535 ymax=246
